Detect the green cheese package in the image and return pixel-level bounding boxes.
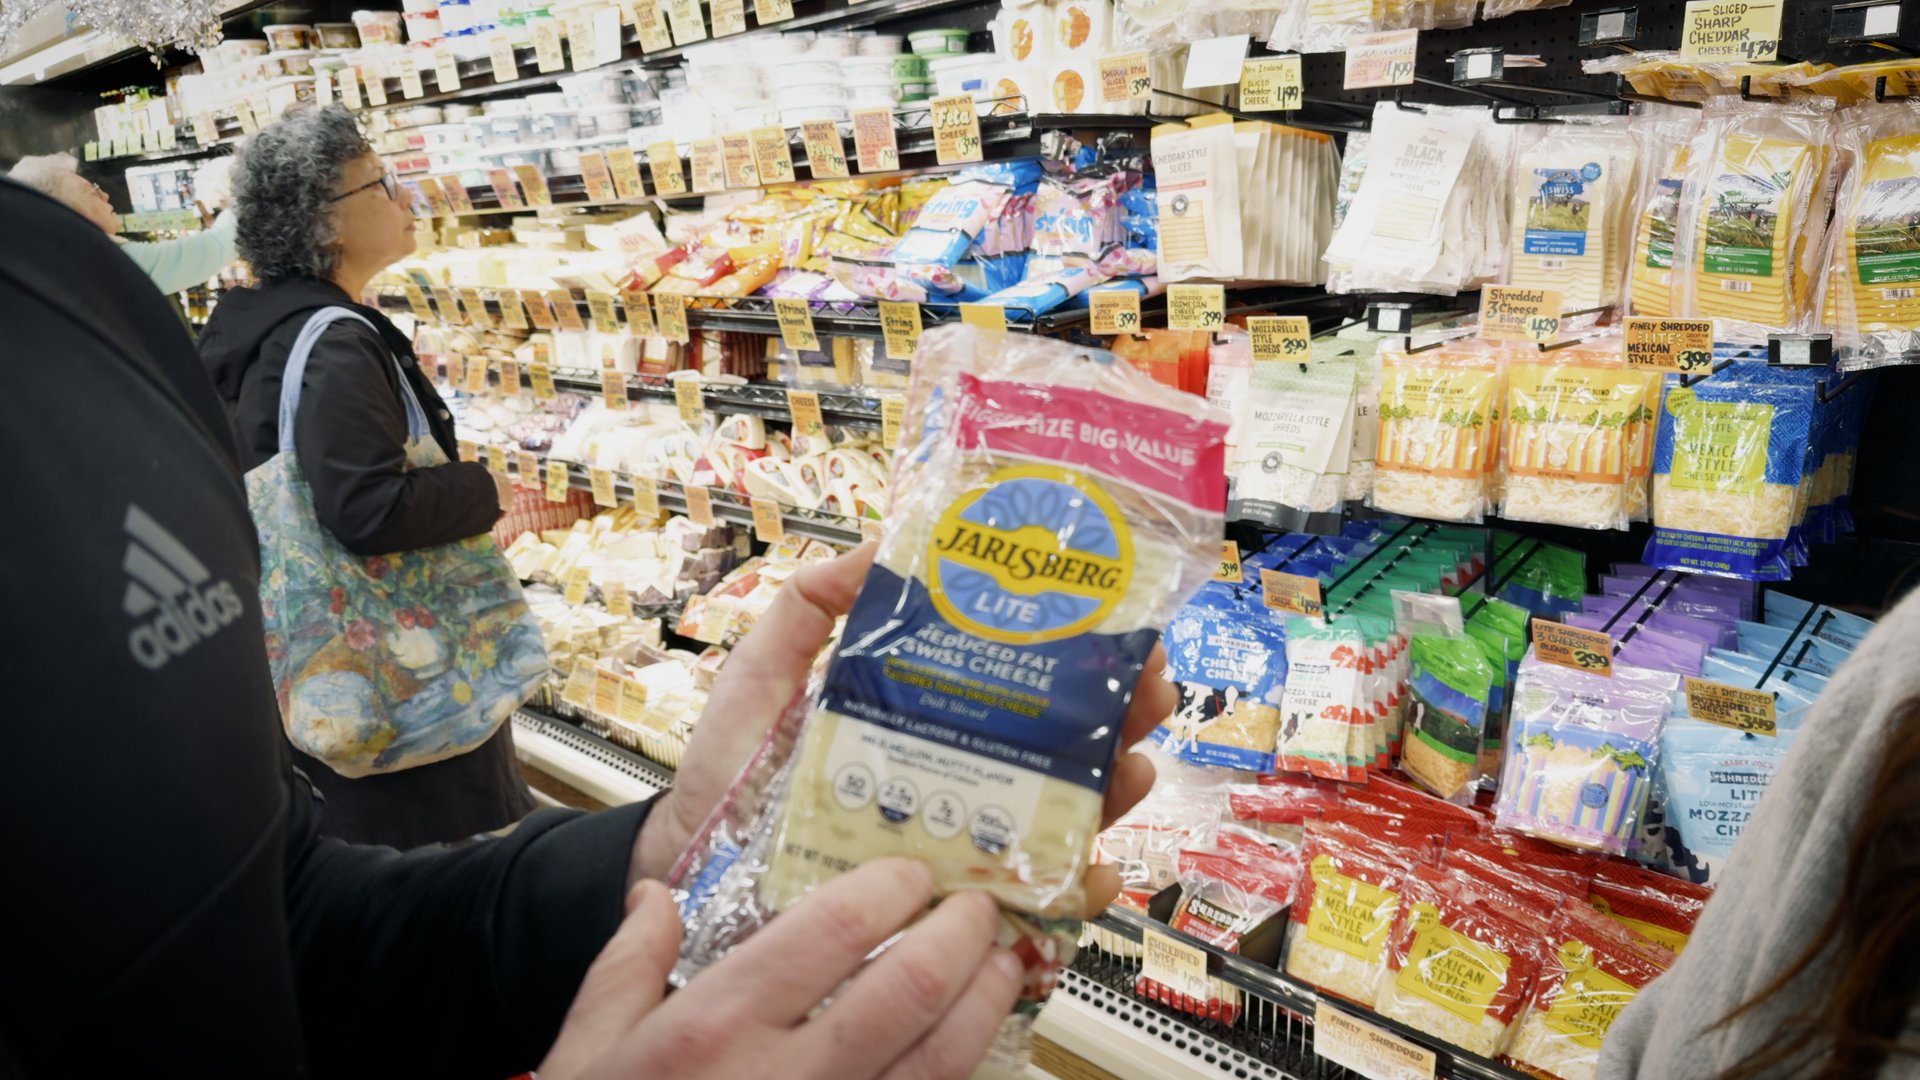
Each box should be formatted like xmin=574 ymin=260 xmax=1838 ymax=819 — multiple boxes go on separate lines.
xmin=666 ymin=325 xmax=1229 ymax=1056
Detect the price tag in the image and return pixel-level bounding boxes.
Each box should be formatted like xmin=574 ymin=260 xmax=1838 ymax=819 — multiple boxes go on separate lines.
xmin=1089 ymin=291 xmax=1142 ymax=335
xmin=404 ymin=283 xmax=435 ymax=321
xmin=683 ymin=483 xmax=716 ymax=527
xmin=549 ymin=290 xmax=587 ymax=331
xmin=788 ymin=389 xmax=825 ymax=438
xmin=400 ymin=53 xmax=426 ymax=98
xmin=751 ymin=126 xmax=796 ymax=185
xmin=1248 ymin=315 xmax=1312 ymax=361
xmin=416 ymin=176 xmax=452 ymax=215
xmin=674 ymin=377 xmax=704 ymax=424
xmin=607 ymin=582 xmax=634 ymax=618
xmin=499 ymin=359 xmax=521 ymax=394
xmin=655 ymin=292 xmax=690 ymax=343
xmin=489 ymin=32 xmax=520 ymax=83
xmin=533 ymin=19 xmax=567 ymax=72
xmin=755 ymin=0 xmax=795 ymax=23
xmin=516 ymin=450 xmax=541 ymax=487
xmin=1680 ymin=0 xmax=1781 ymax=61
xmin=195 ymin=113 xmax=218 ymax=143
xmin=546 ymin=459 xmax=571 ymax=502
xmin=453 ymin=287 xmax=487 ymax=328
xmin=434 ymin=46 xmax=462 ymax=92
xmin=486 ymin=168 xmax=526 ymax=210
xmin=774 ymin=298 xmax=820 ymax=351
xmin=720 ymin=130 xmax=759 ymax=188
xmin=960 ymin=303 xmax=1007 ymax=336
xmin=1167 ymin=284 xmax=1226 ymax=331
xmin=521 ymin=290 xmax=558 ymax=330
xmin=881 ymin=396 xmax=907 ymax=448
xmin=1478 ymin=285 xmax=1563 ymax=344
xmin=1098 ymin=51 xmax=1153 ymax=103
xmin=235 ymin=97 xmax=260 ymax=135
xmin=587 ymin=291 xmax=621 ymax=333
xmin=629 ymin=0 xmax=672 ymax=52
xmin=315 ymin=71 xmax=334 ymax=106
xmin=751 ymin=497 xmax=785 ymax=542
xmin=458 ymin=439 xmax=479 ymax=463
xmin=1214 ymin=541 xmax=1242 ymax=583
xmin=1624 ymin=317 xmax=1714 ymax=374
xmin=511 ymin=164 xmax=552 ymax=207
xmin=1141 ymin=930 xmax=1210 ymax=1005
xmin=664 ymin=0 xmax=706 ymax=45
xmin=488 ymin=444 xmax=509 ymax=474
xmin=1343 ymin=27 xmax=1420 ymax=89
xmin=432 ymin=285 xmax=463 ymax=325
xmin=590 ymin=467 xmax=618 ymax=507
xmin=529 ymin=362 xmax=557 ymax=400
xmin=563 ymin=565 xmax=592 ymax=605
xmin=443 ymin=354 xmax=462 ymax=388
xmin=1532 ymin=619 xmax=1614 ymax=678
xmin=567 ymin=13 xmax=599 ymax=71
xmin=494 ymin=288 xmax=527 ymax=330
xmin=632 ymin=143 xmax=680 ymax=198
xmin=852 ymin=108 xmax=899 ymax=173
xmin=1240 ymin=54 xmax=1304 ymax=111
xmin=440 ymin=176 xmax=474 ymax=214
xmin=711 ymin=0 xmax=747 ymax=35
xmin=621 ymin=290 xmax=656 ymax=336
xmin=1260 ymin=569 xmax=1324 ymax=616
xmin=561 ymin=663 xmax=596 ymax=706
xmin=591 ymin=667 xmax=623 ymax=716
xmin=688 ymin=137 xmax=726 ymax=193
xmin=337 ymin=68 xmax=364 ymax=111
xmin=600 ymin=369 xmax=628 ymax=410
xmin=362 ymin=63 xmax=389 ymax=107
xmin=579 ymin=150 xmax=617 ymax=202
xmin=1313 ymin=1001 xmax=1438 ymax=1080
xmin=1683 ymin=676 xmax=1778 ymax=736
xmin=631 ymin=473 xmax=660 ymax=516
xmin=801 ymin=120 xmax=850 ymax=179
xmin=879 ymin=300 xmax=922 ymax=360
xmin=930 ymin=93 xmax=983 ymax=165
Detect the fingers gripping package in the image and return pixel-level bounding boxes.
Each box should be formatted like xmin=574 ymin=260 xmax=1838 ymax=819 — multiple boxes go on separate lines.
xmin=670 ymin=326 xmax=1229 ymax=1040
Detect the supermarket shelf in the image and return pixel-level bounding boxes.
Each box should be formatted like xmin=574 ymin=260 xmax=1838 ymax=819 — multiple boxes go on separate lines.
xmin=1036 ymin=969 xmax=1293 ymax=1080
xmin=511 ymin=706 xmax=672 ymax=804
xmin=554 ymin=370 xmax=888 ymax=430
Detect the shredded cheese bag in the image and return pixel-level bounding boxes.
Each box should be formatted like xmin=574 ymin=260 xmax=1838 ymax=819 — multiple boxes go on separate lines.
xmin=1285 ymin=822 xmax=1410 ymax=1003
xmin=1374 ymin=869 xmax=1548 ymax=1058
xmin=1499 ymin=354 xmax=1655 ymax=531
xmin=1508 ymin=911 xmax=1672 ymax=1080
xmin=1834 ymin=98 xmax=1920 ymax=369
xmin=1155 ymin=600 xmax=1288 ymax=772
xmin=1371 ymin=345 xmax=1503 ymax=522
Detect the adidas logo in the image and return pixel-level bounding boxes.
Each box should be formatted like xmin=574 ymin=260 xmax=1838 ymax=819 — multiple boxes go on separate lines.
xmin=122 ymin=504 xmax=245 ymax=670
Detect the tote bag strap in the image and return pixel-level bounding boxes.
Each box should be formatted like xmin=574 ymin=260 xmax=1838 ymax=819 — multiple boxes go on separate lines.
xmin=277 ymin=306 xmax=431 ymax=454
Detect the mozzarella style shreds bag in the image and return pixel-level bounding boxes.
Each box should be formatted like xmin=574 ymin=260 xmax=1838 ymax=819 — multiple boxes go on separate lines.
xmin=670 ymin=326 xmax=1228 ymax=1040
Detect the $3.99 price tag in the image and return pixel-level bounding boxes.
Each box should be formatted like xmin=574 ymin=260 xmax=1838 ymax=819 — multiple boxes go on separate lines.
xmin=1248 ymin=315 xmax=1311 ymax=361
xmin=1683 ymin=676 xmax=1778 ymax=737
xmin=1623 ymin=317 xmax=1714 ymax=374
xmin=1167 ymin=284 xmax=1225 ymax=332
xmin=879 ymin=300 xmax=922 ymax=361
xmin=1213 ymin=540 xmax=1242 ymax=583
xmin=1478 ymin=285 xmax=1563 ymax=344
xmin=1532 ymin=618 xmax=1613 ymax=678
xmin=773 ymin=297 xmax=819 ymax=351
xmin=929 ymin=93 xmax=983 ymax=165
xmin=1089 ymin=291 xmax=1142 ymax=335
xmin=1097 ymin=52 xmax=1152 ymax=104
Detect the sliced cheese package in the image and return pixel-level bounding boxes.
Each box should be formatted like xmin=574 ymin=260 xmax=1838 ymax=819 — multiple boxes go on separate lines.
xmin=1151 ymin=114 xmax=1244 ymax=282
xmin=670 ymin=325 xmax=1228 ymax=1046
xmin=1832 ymin=97 xmax=1920 ymax=370
xmin=1505 ymin=120 xmax=1640 ymax=311
xmin=1624 ymin=108 xmax=1701 ymax=317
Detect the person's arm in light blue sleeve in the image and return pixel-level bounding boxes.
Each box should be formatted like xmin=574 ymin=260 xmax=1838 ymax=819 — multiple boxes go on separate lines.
xmin=118 ymin=210 xmax=238 ymax=296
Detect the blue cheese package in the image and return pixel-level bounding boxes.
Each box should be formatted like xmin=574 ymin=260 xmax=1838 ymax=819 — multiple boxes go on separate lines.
xmin=1658 ymin=719 xmax=1799 ymax=885
xmin=1154 ymin=602 xmax=1288 ymax=772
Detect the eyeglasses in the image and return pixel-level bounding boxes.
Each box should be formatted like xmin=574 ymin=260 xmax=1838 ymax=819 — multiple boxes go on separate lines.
xmin=330 ymin=171 xmax=400 ymax=203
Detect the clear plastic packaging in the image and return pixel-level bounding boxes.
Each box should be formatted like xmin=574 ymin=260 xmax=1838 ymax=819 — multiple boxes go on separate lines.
xmin=1373 ymin=867 xmax=1548 ymax=1058
xmin=1623 ymin=106 xmax=1703 ymax=318
xmin=1394 ymin=591 xmax=1494 ymax=804
xmin=1229 ymin=355 xmax=1361 ymax=527
xmin=1498 ymin=345 xmax=1658 ymax=531
xmin=1504 ymin=119 xmax=1641 ymax=311
xmin=1370 ymin=343 xmax=1505 ymax=523
xmin=1284 ymin=818 xmax=1412 ymax=1003
xmin=1831 ymin=97 xmax=1920 ymax=370
xmin=1507 ymin=907 xmax=1673 ymax=1080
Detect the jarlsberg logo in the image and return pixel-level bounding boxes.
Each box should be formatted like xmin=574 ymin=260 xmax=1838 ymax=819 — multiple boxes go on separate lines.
xmin=122 ymin=504 xmax=244 ymax=669
xmin=928 ymin=464 xmax=1133 ymax=646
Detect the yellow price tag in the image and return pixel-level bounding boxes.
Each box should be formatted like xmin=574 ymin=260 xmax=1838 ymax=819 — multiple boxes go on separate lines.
xmin=606 ymin=581 xmax=634 ymax=618
xmin=511 ymin=164 xmax=552 ymax=207
xmin=521 ymin=290 xmax=557 ymax=330
xmin=801 ymin=120 xmax=849 ymax=179
xmin=434 ymin=46 xmax=462 ymax=92
xmin=415 ymin=176 xmax=452 ymax=216
xmin=1680 ymin=0 xmax=1781 ymax=61
xmin=580 ymin=150 xmax=617 ymax=202
xmin=458 ymin=286 xmax=492 ymax=328
xmin=545 ymin=459 xmax=571 ymax=502
xmin=600 ymin=370 xmax=628 ymax=410
xmin=498 ymin=359 xmax=521 ymax=394
xmin=550 ymin=290 xmax=587 ymax=332
xmin=403 ymin=283 xmax=435 ymax=321
xmin=1089 ymin=290 xmax=1142 ymax=335
xmin=529 ymin=363 xmax=556 ymax=400
xmin=720 ymin=130 xmax=758 ymax=188
xmin=664 ymin=0 xmax=706 ymax=45
xmin=587 ymin=291 xmax=621 ymax=333
xmin=754 ymin=0 xmax=795 ymax=23
xmin=1248 ymin=315 xmax=1312 ymax=361
xmin=431 ymin=285 xmax=461 ymax=325
xmin=1624 ymin=317 xmax=1715 ymax=374
xmin=879 ymin=300 xmax=922 ymax=361
xmin=646 ymin=141 xmax=688 ymax=196
xmin=561 ymin=662 xmax=595 ymax=706
xmin=486 ymin=168 xmax=525 ymax=210
xmin=234 ymin=97 xmax=260 ymax=135
xmin=1098 ymin=52 xmax=1152 ymax=103
xmin=516 ymin=450 xmax=541 ymax=487
xmin=336 ymin=68 xmax=363 ymax=111
xmin=1532 ymin=619 xmax=1614 ymax=678
xmin=960 ymin=303 xmax=1007 ymax=336
xmin=563 ymin=565 xmax=592 ymax=605
xmin=683 ymin=483 xmax=715 ymax=527
xmin=1683 ymin=676 xmax=1778 ymax=736
xmin=881 ymin=396 xmax=907 ymax=449
xmin=497 ymin=289 xmax=528 ymax=330
xmin=487 ymin=444 xmax=509 ymax=474
xmin=751 ymin=497 xmax=784 ymax=542
xmin=787 ymin=389 xmax=825 ymax=438
xmin=489 ymin=32 xmax=520 ymax=83
xmin=654 ymin=293 xmax=690 ymax=343
xmin=591 ymin=667 xmax=622 ymax=716
xmin=774 ymin=298 xmax=820 ymax=351
xmin=590 ymin=467 xmax=618 ymax=507
xmin=439 ymin=176 xmax=474 ymax=214
xmin=751 ymin=126 xmax=796 ymax=185
xmin=631 ymin=473 xmax=660 ymax=516
xmin=1167 ymin=284 xmax=1225 ymax=331
xmin=711 ymin=0 xmax=747 ymax=35
xmin=621 ymin=290 xmax=656 ymax=336
xmin=930 ymin=93 xmax=983 ymax=166
xmin=1260 ymin=569 xmax=1323 ymax=616
xmin=688 ymin=138 xmax=726 ymax=193
xmin=361 ymin=63 xmax=389 ymax=107
xmin=533 ymin=19 xmax=567 ymax=72
xmin=674 ymin=377 xmax=704 ymax=424
xmin=1214 ymin=541 xmax=1242 ymax=583
xmin=1478 ymin=285 xmax=1563 ymax=344
xmin=852 ymin=108 xmax=899 ymax=173
xmin=1344 ymin=28 xmax=1419 ymax=89
xmin=627 ymin=0 xmax=672 ymax=52
xmin=608 ymin=146 xmax=647 ymax=199
xmin=1239 ymin=54 xmax=1303 ymax=111
xmin=400 ymin=53 xmax=426 ymax=98
xmin=1141 ymin=930 xmax=1210 ymax=1004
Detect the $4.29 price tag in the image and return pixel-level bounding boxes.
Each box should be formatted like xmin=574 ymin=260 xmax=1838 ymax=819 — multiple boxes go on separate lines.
xmin=1260 ymin=569 xmax=1323 ymax=616
xmin=929 ymin=93 xmax=983 ymax=166
xmin=1623 ymin=317 xmax=1714 ymax=374
xmin=1343 ymin=27 xmax=1419 ymax=89
xmin=1090 ymin=290 xmax=1142 ymax=335
xmin=1248 ymin=315 xmax=1312 ymax=361
xmin=773 ymin=297 xmax=820 ymax=351
xmin=1167 ymin=284 xmax=1226 ymax=332
xmin=1478 ymin=285 xmax=1563 ymax=344
xmin=1239 ymin=54 xmax=1303 ymax=111
xmin=1683 ymin=676 xmax=1778 ymax=737
xmin=1532 ymin=618 xmax=1614 ymax=678
xmin=1213 ymin=540 xmax=1242 ymax=583
xmin=1098 ymin=51 xmax=1152 ymax=104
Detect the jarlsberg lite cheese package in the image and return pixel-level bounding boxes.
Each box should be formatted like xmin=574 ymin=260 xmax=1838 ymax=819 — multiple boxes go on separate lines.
xmin=669 ymin=325 xmax=1228 ymax=1047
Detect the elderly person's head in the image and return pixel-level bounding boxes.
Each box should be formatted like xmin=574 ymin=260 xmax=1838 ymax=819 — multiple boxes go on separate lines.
xmin=233 ymin=104 xmax=415 ymax=293
xmin=10 ymin=153 xmax=120 ymax=235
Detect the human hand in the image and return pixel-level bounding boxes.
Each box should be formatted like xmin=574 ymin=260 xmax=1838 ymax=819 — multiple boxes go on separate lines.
xmin=541 ymin=860 xmax=1023 ymax=1080
xmin=491 ymin=469 xmax=514 ymax=514
xmin=628 ymin=541 xmax=1175 ymax=917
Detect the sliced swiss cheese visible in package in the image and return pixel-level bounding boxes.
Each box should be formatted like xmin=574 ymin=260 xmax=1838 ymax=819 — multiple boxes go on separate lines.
xmin=1506 ymin=123 xmax=1639 ymax=311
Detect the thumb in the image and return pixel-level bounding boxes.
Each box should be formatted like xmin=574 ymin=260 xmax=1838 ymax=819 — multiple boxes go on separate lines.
xmin=539 ymin=881 xmax=682 ymax=1078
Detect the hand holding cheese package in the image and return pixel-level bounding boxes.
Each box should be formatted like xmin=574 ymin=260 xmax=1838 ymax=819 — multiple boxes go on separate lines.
xmin=1831 ymin=97 xmax=1920 ymax=371
xmin=669 ymin=326 xmax=1229 ymax=1041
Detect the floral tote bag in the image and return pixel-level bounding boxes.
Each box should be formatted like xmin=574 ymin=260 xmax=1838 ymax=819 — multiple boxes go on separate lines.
xmin=247 ymin=307 xmax=549 ymax=777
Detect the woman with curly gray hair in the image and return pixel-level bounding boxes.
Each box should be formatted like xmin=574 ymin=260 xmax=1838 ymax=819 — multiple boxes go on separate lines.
xmin=199 ymin=104 xmax=531 ymax=848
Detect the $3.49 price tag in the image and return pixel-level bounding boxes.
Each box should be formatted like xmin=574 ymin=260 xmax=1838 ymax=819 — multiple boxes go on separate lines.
xmin=929 ymin=94 xmax=983 ymax=165
xmin=1260 ymin=569 xmax=1323 ymax=616
xmin=1213 ymin=540 xmax=1242 ymax=583
xmin=1478 ymin=285 xmax=1563 ymax=344
xmin=1248 ymin=315 xmax=1312 ymax=361
xmin=1532 ymin=618 xmax=1614 ymax=678
xmin=1239 ymin=54 xmax=1303 ymax=111
xmin=1623 ymin=317 xmax=1714 ymax=374
xmin=1167 ymin=284 xmax=1226 ymax=332
xmin=1089 ymin=290 xmax=1142 ymax=335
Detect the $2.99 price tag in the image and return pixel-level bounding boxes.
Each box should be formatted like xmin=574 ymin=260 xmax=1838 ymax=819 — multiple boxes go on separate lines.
xmin=1343 ymin=27 xmax=1419 ymax=89
xmin=930 ymin=94 xmax=983 ymax=165
xmin=1532 ymin=618 xmax=1613 ymax=678
xmin=1167 ymin=284 xmax=1225 ymax=332
xmin=1248 ymin=315 xmax=1312 ymax=361
xmin=1623 ymin=317 xmax=1714 ymax=374
xmin=1239 ymin=54 xmax=1303 ymax=111
xmin=1478 ymin=285 xmax=1563 ymax=344
xmin=1090 ymin=291 xmax=1142 ymax=335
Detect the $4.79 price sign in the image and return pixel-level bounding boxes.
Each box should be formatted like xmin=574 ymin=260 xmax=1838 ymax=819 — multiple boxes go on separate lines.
xmin=929 ymin=94 xmax=983 ymax=166
xmin=1478 ymin=285 xmax=1563 ymax=344
xmin=1532 ymin=618 xmax=1613 ymax=678
xmin=1167 ymin=284 xmax=1225 ymax=332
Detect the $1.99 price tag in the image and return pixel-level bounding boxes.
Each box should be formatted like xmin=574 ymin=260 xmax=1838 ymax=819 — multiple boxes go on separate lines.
xmin=1248 ymin=315 xmax=1312 ymax=361
xmin=1623 ymin=317 xmax=1714 ymax=374
xmin=1478 ymin=285 xmax=1563 ymax=344
xmin=1239 ymin=54 xmax=1303 ymax=111
xmin=1167 ymin=284 xmax=1225 ymax=332
xmin=1343 ymin=27 xmax=1419 ymax=89
xmin=1089 ymin=290 xmax=1142 ymax=335
xmin=1532 ymin=618 xmax=1613 ymax=678
xmin=1260 ymin=569 xmax=1323 ymax=616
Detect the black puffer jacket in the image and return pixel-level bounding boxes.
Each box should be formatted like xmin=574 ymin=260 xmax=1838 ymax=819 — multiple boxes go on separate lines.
xmin=199 ymin=277 xmax=500 ymax=554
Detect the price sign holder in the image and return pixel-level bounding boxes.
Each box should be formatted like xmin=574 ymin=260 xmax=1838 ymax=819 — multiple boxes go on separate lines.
xmin=802 ymin=120 xmax=850 ymax=178
xmin=751 ymin=126 xmax=796 ymax=184
xmin=549 ymin=290 xmax=587 ymax=332
xmin=674 ymin=378 xmax=704 ymax=425
xmin=1767 ymin=333 xmax=1835 ymax=367
xmin=587 ymin=291 xmax=621 ymax=333
xmin=1680 ymin=0 xmax=1782 ymax=61
xmin=590 ymin=467 xmax=618 ymax=507
xmin=774 ymin=298 xmax=820 ymax=351
xmin=1098 ymin=52 xmax=1153 ymax=104
xmin=1624 ymin=317 xmax=1714 ymax=374
xmin=683 ymin=483 xmax=716 ymax=527
xmin=621 ymin=290 xmax=656 ymax=336
xmin=545 ymin=459 xmax=571 ymax=502
xmin=1089 ymin=290 xmax=1142 ymax=335
xmin=1367 ymin=302 xmax=1412 ymax=333
xmin=1450 ymin=46 xmax=1505 ymax=84
xmin=1248 ymin=315 xmax=1312 ymax=361
xmin=879 ymin=300 xmax=922 ymax=360
xmin=852 ymin=108 xmax=900 ymax=173
xmin=1478 ymin=285 xmax=1563 ymax=344
xmin=631 ymin=473 xmax=661 ymax=517
xmin=1343 ymin=27 xmax=1420 ymax=89
xmin=1167 ymin=284 xmax=1225 ymax=332
xmin=751 ymin=497 xmax=785 ymax=542
xmin=788 ymin=389 xmax=825 ymax=438
xmin=1239 ymin=54 xmax=1304 ymax=110
xmin=1831 ymin=1 xmax=1904 ymax=42
xmin=609 ymin=146 xmax=648 ymax=198
xmin=655 ymin=292 xmax=690 ymax=343
xmin=1260 ymin=569 xmax=1323 ymax=616
xmin=1532 ymin=618 xmax=1614 ymax=678
xmin=930 ymin=93 xmax=984 ymax=165
xmin=1580 ymin=6 xmax=1640 ymax=45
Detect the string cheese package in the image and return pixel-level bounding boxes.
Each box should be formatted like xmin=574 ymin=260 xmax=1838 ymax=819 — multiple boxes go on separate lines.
xmin=1505 ymin=120 xmax=1640 ymax=311
xmin=1498 ymin=348 xmax=1657 ymax=531
xmin=1371 ymin=343 xmax=1504 ymax=523
xmin=1832 ymin=97 xmax=1920 ymax=370
xmin=670 ymin=325 xmax=1228 ymax=1051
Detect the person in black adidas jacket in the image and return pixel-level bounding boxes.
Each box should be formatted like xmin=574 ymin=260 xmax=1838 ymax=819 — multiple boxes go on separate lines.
xmin=1 ymin=170 xmax=1176 ymax=1078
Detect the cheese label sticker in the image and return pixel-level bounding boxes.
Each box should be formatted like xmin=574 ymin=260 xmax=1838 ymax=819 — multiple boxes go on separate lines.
xmin=1313 ymin=1001 xmax=1438 ymax=1080
xmin=752 ymin=496 xmax=785 ymax=542
xmin=1668 ymin=398 xmax=1771 ymax=498
xmin=631 ymin=473 xmax=661 ymax=516
xmin=403 ymin=283 xmax=434 ymax=321
xmin=580 ymin=151 xmax=617 ymax=202
xmin=1624 ymin=317 xmax=1714 ymax=374
xmin=930 ymin=94 xmax=983 ymax=166
xmin=587 ymin=291 xmax=621 ymax=333
xmin=711 ymin=0 xmax=746 ymax=35
xmin=788 ymin=389 xmax=825 ymax=438
xmin=720 ymin=130 xmax=758 ymax=188
xmin=1305 ymin=856 xmax=1400 ymax=960
xmin=1680 ymin=0 xmax=1781 ymax=61
xmin=1098 ymin=51 xmax=1152 ymax=103
xmin=655 ymin=292 xmax=690 ymax=343
xmin=751 ymin=126 xmax=796 ymax=185
xmin=881 ymin=396 xmax=907 ymax=449
xmin=852 ymin=108 xmax=899 ymax=173
xmin=434 ymin=46 xmax=462 ymax=92
xmin=529 ymin=363 xmax=556 ymax=400
xmin=1167 ymin=284 xmax=1225 ymax=331
xmin=1248 ymin=315 xmax=1312 ymax=361
xmin=590 ymin=467 xmax=618 ymax=508
xmin=774 ymin=298 xmax=820 ymax=351
xmin=432 ymin=285 xmax=462 ymax=325
xmin=960 ymin=303 xmax=1007 ymax=335
xmin=458 ymin=287 xmax=492 ymax=328
xmin=609 ymin=146 xmax=647 ymax=199
xmin=665 ymin=0 xmax=706 ymax=45
xmin=689 ymin=137 xmax=726 ymax=192
xmin=511 ymin=164 xmax=552 ymax=207
xmin=645 ymin=142 xmax=687 ymax=196
xmin=489 ymin=32 xmax=520 ymax=83
xmin=1344 ymin=27 xmax=1419 ymax=89
xmin=546 ymin=459 xmax=571 ymax=502
xmin=675 ymin=378 xmax=704 ymax=424
xmin=879 ymin=299 xmax=922 ymax=360
xmin=621 ymin=290 xmax=656 ymax=336
xmin=1140 ymin=929 xmax=1210 ymax=1002
xmin=1214 ymin=541 xmax=1242 ymax=583
xmin=802 ymin=120 xmax=850 ymax=178
xmin=607 ymin=581 xmax=633 ymax=618
xmin=755 ymin=0 xmax=795 ymax=22
xmin=1532 ymin=618 xmax=1615 ymax=678
xmin=1260 ymin=569 xmax=1323 ymax=616
xmin=521 ymin=290 xmax=557 ymax=329
xmin=516 ymin=450 xmax=541 ymax=487
xmin=1479 ymin=285 xmax=1563 ymax=343
xmin=684 ymin=483 xmax=716 ymax=527
xmin=1239 ymin=54 xmax=1303 ymax=111
xmin=1682 ymin=676 xmax=1778 ymax=736
xmin=487 ymin=444 xmax=508 ymax=474
xmin=550 ymin=290 xmax=587 ymax=331
xmin=440 ymin=176 xmax=474 ymax=213
xmin=1089 ymin=291 xmax=1142 ymax=335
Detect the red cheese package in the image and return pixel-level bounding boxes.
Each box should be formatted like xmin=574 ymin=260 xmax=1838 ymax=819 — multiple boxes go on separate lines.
xmin=1373 ymin=867 xmax=1550 ymax=1058
xmin=1092 ymin=755 xmax=1230 ymax=911
xmin=1136 ymin=837 xmax=1302 ymax=1024
xmin=1506 ymin=905 xmax=1674 ymax=1080
xmin=1310 ymin=804 xmax=1448 ymax=866
xmin=1587 ymin=860 xmax=1712 ymax=956
xmin=1227 ymin=779 xmax=1342 ymax=845
xmin=1284 ymin=819 xmax=1414 ymax=1003
xmin=1441 ymin=836 xmax=1595 ymax=929
xmin=1340 ymin=774 xmax=1488 ymax=835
